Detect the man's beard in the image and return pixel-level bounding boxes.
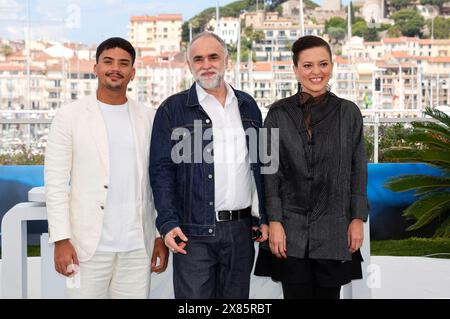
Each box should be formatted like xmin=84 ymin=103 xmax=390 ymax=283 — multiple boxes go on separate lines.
xmin=195 ymin=70 xmax=224 ymax=90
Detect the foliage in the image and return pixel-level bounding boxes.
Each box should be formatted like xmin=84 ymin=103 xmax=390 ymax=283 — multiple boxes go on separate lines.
xmin=0 ymin=44 xmax=13 ymax=59
xmin=327 ymin=27 xmax=346 ymax=44
xmin=0 ymin=144 xmax=44 ymax=165
xmin=384 ymin=107 xmax=450 ymax=238
xmin=391 ymin=9 xmax=425 ymax=37
xmin=352 ymin=20 xmax=368 ymax=38
xmin=365 ymin=26 xmax=380 ymax=41
xmin=182 ymin=0 xmax=255 ymax=42
xmin=325 ymin=17 xmax=346 ymax=33
xmin=427 ymin=17 xmax=450 ymax=39
xmin=182 ymin=0 xmax=320 ymax=42
xmin=387 ymin=25 xmax=403 ymax=37
xmin=420 ymin=0 xmax=447 ymax=9
xmin=365 ymin=123 xmax=415 ymax=163
xmin=391 ymin=0 xmax=412 ymax=10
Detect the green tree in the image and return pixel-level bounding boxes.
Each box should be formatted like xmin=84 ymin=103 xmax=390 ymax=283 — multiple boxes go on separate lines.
xmin=325 ymin=17 xmax=346 ymax=33
xmin=378 ymin=23 xmax=392 ymax=32
xmin=352 ymin=20 xmax=368 ymax=38
xmin=327 ymin=27 xmax=346 ymax=44
xmin=428 ymin=17 xmax=450 ymax=39
xmin=391 ymin=9 xmax=425 ymax=37
xmin=420 ymin=0 xmax=447 ymax=9
xmin=0 ymin=44 xmax=13 ymax=59
xmin=384 ymin=107 xmax=450 ymax=238
xmin=391 ymin=0 xmax=411 ymax=10
xmin=365 ymin=123 xmax=414 ymax=163
xmin=366 ymin=26 xmax=380 ymax=41
xmin=388 ymin=25 xmax=402 ymax=37
xmin=244 ymin=26 xmax=264 ymax=43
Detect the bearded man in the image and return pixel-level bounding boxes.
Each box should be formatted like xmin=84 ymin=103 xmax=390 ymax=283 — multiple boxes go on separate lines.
xmin=149 ymin=32 xmax=268 ymax=299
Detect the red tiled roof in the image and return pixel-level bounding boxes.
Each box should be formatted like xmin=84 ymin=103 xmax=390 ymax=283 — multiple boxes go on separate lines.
xmin=253 ymin=62 xmax=271 ymax=72
xmin=130 ymin=14 xmax=182 ymax=22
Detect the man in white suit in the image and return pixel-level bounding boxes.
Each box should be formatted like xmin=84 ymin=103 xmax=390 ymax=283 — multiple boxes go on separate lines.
xmin=44 ymin=37 xmax=168 ymax=298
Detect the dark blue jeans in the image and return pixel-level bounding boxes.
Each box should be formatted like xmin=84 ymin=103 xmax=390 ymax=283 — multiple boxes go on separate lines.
xmin=173 ymin=216 xmax=255 ymax=299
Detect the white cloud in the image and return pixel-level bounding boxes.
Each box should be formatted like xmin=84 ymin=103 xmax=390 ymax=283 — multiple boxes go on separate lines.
xmin=0 ymin=0 xmax=24 ymax=20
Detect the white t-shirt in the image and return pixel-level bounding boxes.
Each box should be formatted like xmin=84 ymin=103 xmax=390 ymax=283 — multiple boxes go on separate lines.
xmin=96 ymin=100 xmax=144 ymax=252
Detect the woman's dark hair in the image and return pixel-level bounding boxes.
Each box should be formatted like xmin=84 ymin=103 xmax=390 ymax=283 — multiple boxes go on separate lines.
xmin=96 ymin=37 xmax=136 ymax=65
xmin=291 ymin=35 xmax=332 ymax=67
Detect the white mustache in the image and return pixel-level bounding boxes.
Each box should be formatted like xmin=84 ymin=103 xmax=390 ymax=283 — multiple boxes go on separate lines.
xmin=199 ymin=70 xmax=217 ymax=77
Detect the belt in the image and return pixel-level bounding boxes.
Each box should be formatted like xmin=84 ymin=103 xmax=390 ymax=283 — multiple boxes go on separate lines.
xmin=215 ymin=207 xmax=251 ymax=222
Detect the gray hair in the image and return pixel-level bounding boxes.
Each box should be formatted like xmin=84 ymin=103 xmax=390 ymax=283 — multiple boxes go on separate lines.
xmin=186 ymin=31 xmax=228 ymax=62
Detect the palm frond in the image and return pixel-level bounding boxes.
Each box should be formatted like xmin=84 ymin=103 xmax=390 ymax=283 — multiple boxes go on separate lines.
xmin=433 ymin=216 xmax=450 ymax=238
xmin=412 ymin=122 xmax=450 ymax=141
xmin=403 ymin=192 xmax=450 ymax=230
xmin=383 ymin=148 xmax=422 ymax=162
xmin=424 ymin=107 xmax=450 ymax=128
xmin=420 ymin=150 xmax=450 ymax=164
xmin=385 ymin=175 xmax=450 ymax=192
xmin=404 ymin=132 xmax=449 ymax=150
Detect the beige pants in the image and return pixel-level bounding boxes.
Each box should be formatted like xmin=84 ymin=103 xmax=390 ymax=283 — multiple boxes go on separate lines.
xmin=65 ymin=248 xmax=150 ymax=299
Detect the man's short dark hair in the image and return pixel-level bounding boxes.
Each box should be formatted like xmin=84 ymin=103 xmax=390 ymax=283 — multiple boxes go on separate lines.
xmin=292 ymin=35 xmax=332 ymax=67
xmin=96 ymin=37 xmax=136 ymax=65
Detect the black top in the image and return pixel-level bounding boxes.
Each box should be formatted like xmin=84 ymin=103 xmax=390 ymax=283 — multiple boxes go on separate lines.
xmin=261 ymin=91 xmax=369 ymax=261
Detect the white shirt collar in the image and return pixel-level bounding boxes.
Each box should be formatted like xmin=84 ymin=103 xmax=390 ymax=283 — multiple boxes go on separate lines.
xmin=195 ymin=82 xmax=237 ymax=106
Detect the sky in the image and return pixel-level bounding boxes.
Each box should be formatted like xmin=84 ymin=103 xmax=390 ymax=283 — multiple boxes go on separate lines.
xmin=0 ymin=0 xmax=350 ymax=45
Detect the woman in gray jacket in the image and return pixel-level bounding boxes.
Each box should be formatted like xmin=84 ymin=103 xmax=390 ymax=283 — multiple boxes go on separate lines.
xmin=254 ymin=35 xmax=369 ymax=299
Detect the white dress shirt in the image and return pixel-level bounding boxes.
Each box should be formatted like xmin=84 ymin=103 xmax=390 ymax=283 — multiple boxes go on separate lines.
xmin=96 ymin=101 xmax=144 ymax=252
xmin=196 ymin=83 xmax=252 ymax=211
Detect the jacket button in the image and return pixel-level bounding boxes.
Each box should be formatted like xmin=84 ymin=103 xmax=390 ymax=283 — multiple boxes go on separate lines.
xmin=208 ymin=229 xmax=213 ymax=234
xmin=100 ymin=206 xmax=104 ymax=210
xmin=104 ymin=185 xmax=108 ymax=189
xmin=209 ymin=201 xmax=214 ymax=206
xmin=208 ymin=174 xmax=213 ymax=179
xmin=205 ymin=119 xmax=211 ymax=124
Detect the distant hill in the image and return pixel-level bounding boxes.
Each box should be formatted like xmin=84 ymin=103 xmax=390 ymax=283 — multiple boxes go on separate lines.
xmin=182 ymin=0 xmax=319 ymax=42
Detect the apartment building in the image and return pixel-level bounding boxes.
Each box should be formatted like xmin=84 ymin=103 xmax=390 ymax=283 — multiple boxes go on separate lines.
xmin=207 ymin=17 xmax=240 ymax=45
xmin=128 ymin=14 xmax=183 ymax=54
xmin=253 ymin=23 xmax=324 ymax=61
xmin=131 ymin=55 xmax=190 ymax=109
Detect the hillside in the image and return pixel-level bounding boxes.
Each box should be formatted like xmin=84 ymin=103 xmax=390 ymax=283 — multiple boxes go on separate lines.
xmin=181 ymin=0 xmax=319 ymax=42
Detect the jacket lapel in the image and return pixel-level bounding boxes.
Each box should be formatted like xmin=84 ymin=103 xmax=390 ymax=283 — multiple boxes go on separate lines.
xmin=86 ymin=95 xmax=110 ymax=175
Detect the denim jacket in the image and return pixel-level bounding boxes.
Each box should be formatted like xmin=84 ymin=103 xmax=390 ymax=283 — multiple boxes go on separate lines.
xmin=150 ymin=83 xmax=268 ymax=237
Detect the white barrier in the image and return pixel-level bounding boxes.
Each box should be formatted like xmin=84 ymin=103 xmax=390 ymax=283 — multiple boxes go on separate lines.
xmin=1 ymin=187 xmax=372 ymax=299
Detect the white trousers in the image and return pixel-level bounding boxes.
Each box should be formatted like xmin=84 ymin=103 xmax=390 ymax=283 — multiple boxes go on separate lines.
xmin=65 ymin=248 xmax=150 ymax=299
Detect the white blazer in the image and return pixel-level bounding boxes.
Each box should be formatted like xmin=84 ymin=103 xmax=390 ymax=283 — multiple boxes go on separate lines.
xmin=44 ymin=94 xmax=157 ymax=262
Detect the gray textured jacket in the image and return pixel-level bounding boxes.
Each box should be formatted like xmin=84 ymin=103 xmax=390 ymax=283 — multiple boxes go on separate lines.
xmin=262 ymin=92 xmax=369 ymax=261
